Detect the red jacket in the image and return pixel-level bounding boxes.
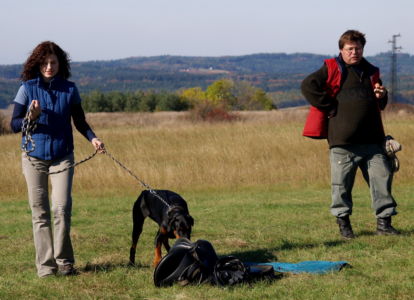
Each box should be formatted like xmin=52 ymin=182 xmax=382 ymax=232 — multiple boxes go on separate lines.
xmin=302 ymin=58 xmax=380 ymax=139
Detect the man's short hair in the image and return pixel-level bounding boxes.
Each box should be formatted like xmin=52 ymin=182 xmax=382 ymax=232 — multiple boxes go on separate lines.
xmin=338 ymin=30 xmax=366 ymax=49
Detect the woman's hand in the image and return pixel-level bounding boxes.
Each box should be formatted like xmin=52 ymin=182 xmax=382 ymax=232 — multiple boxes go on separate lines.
xmin=91 ymin=138 xmax=105 ymax=153
xmin=29 ymin=100 xmax=41 ymax=120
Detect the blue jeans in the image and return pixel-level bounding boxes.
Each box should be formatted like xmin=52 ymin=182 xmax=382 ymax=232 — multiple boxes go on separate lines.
xmin=329 ymin=144 xmax=397 ymax=218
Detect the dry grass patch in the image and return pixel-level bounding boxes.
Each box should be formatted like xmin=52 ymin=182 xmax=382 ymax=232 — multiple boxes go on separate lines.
xmin=2 ymin=109 xmax=414 ymax=201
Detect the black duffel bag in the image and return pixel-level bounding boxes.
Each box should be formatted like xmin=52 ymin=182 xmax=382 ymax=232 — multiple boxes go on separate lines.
xmin=154 ymin=238 xmax=274 ymax=287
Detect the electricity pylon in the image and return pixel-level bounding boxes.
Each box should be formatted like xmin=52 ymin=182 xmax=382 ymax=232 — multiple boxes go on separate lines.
xmin=388 ymin=34 xmax=401 ymax=104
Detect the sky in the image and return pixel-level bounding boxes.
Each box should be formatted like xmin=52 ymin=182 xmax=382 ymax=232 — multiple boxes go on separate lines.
xmin=0 ymin=0 xmax=412 ymax=65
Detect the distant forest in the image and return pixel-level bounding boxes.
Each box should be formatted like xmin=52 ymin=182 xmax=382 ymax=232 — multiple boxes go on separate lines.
xmin=1 ymin=52 xmax=414 ymax=109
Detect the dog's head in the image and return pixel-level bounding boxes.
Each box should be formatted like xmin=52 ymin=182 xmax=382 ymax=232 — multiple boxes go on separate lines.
xmin=166 ymin=206 xmax=194 ymax=239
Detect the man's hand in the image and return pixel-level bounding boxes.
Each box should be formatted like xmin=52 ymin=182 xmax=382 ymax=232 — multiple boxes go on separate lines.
xmin=374 ymin=83 xmax=387 ymax=99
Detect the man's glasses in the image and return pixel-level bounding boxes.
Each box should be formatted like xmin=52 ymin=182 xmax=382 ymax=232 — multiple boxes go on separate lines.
xmin=343 ymin=47 xmax=363 ymax=54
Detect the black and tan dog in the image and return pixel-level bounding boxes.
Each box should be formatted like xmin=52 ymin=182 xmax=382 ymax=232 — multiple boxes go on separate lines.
xmin=129 ymin=190 xmax=194 ymax=266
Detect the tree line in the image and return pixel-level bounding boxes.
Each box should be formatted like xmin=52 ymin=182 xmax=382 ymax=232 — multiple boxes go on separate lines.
xmin=81 ymin=79 xmax=275 ymax=113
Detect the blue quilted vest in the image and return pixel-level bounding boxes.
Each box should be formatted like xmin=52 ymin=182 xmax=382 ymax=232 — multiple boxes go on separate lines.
xmin=22 ymin=76 xmax=78 ymax=160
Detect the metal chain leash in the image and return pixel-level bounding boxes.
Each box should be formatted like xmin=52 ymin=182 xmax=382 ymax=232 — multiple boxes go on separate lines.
xmin=21 ymin=117 xmax=37 ymax=154
xmin=104 ymin=151 xmax=171 ymax=208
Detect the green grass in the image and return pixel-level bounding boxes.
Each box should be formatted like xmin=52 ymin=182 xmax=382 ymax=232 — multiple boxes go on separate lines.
xmin=1 ymin=185 xmax=413 ymax=300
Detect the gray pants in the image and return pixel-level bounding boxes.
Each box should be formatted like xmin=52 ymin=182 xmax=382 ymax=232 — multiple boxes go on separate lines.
xmin=22 ymin=153 xmax=75 ymax=277
xmin=329 ymin=144 xmax=397 ymax=218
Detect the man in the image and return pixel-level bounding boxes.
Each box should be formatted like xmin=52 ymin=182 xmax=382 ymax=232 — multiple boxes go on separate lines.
xmin=301 ymin=30 xmax=400 ymax=239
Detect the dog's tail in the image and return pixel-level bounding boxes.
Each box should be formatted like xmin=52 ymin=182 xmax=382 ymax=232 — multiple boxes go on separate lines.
xmin=129 ymin=196 xmax=145 ymax=265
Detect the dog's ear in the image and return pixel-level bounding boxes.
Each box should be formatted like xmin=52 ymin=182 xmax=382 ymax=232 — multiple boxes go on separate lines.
xmin=166 ymin=214 xmax=177 ymax=232
xmin=161 ymin=218 xmax=170 ymax=231
xmin=187 ymin=215 xmax=194 ymax=226
xmin=165 ymin=207 xmax=177 ymax=231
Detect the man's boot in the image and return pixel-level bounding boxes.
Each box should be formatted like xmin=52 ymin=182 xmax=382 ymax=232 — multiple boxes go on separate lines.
xmin=376 ymin=217 xmax=401 ymax=235
xmin=336 ymin=216 xmax=355 ymax=239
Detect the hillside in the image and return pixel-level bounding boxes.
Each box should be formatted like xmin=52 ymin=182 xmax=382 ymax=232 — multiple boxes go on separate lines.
xmin=1 ymin=52 xmax=414 ymax=108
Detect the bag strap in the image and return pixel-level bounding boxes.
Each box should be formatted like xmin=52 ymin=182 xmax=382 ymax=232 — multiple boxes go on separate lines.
xmin=212 ymin=256 xmax=249 ymax=286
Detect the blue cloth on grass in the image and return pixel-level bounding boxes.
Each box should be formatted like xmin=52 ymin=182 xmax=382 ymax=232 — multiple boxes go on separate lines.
xmin=245 ymin=261 xmax=349 ymax=274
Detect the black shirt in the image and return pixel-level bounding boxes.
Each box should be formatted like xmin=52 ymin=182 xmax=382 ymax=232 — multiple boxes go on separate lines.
xmin=301 ymin=57 xmax=387 ymax=148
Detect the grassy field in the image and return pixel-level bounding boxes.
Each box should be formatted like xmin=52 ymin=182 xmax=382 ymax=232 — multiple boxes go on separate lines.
xmin=1 ymin=109 xmax=414 ymax=299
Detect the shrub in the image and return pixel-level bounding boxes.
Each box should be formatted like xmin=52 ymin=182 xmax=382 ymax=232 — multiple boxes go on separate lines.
xmin=190 ymin=100 xmax=238 ymax=122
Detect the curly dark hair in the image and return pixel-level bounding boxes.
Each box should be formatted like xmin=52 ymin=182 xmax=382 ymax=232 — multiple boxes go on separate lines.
xmin=338 ymin=30 xmax=366 ymax=49
xmin=21 ymin=41 xmax=71 ymax=81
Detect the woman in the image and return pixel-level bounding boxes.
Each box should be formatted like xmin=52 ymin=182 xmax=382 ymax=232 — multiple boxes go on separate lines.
xmin=10 ymin=41 xmax=105 ymax=277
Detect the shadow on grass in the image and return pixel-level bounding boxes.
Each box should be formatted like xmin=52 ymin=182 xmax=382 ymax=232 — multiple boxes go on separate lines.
xmin=357 ymin=227 xmax=414 ymax=237
xmin=81 ymin=261 xmax=150 ymax=273
xmin=228 ymin=238 xmax=347 ymax=262
xmin=356 ymin=230 xmax=377 ymax=237
xmin=399 ymin=228 xmax=414 ymax=236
